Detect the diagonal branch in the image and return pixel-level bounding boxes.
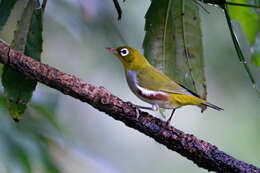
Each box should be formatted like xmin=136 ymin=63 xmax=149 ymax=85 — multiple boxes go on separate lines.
xmin=0 ymin=41 xmax=259 ymax=173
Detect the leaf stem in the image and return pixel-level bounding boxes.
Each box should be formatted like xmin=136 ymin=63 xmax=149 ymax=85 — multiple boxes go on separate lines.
xmin=42 ymin=0 xmax=48 ymax=13
xmin=113 ymin=0 xmax=122 ymax=20
xmin=223 ymin=6 xmax=260 ymax=97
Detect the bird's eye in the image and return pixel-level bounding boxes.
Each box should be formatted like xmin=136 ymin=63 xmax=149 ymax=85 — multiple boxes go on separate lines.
xmin=119 ymin=48 xmax=129 ymax=57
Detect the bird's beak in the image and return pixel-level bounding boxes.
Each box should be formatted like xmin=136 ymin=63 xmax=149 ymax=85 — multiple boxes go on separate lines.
xmin=106 ymin=47 xmax=118 ymax=54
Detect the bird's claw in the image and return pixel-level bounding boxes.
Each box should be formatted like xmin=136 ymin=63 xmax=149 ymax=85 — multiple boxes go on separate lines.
xmin=135 ymin=107 xmax=140 ymax=120
xmin=126 ymin=101 xmax=133 ymax=106
xmin=126 ymin=101 xmax=140 ymax=120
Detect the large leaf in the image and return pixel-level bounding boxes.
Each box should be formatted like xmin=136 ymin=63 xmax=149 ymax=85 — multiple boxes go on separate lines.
xmin=0 ymin=0 xmax=17 ymax=30
xmin=227 ymin=0 xmax=259 ymax=45
xmin=143 ymin=0 xmax=206 ymax=99
xmin=2 ymin=0 xmax=43 ymax=121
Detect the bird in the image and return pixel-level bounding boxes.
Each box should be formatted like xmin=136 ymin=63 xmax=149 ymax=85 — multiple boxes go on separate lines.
xmin=107 ymin=46 xmax=223 ymax=125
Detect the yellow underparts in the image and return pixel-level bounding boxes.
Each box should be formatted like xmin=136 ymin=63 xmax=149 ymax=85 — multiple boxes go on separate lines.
xmin=169 ymin=94 xmax=206 ymax=108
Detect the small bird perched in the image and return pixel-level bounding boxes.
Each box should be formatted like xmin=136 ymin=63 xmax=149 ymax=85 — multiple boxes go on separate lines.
xmin=107 ymin=46 xmax=223 ymax=125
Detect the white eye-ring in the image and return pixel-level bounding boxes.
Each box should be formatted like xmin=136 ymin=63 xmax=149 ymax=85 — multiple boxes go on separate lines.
xmin=120 ymin=48 xmax=129 ymax=57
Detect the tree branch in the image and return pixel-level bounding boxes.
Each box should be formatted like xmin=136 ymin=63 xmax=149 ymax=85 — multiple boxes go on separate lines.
xmin=0 ymin=41 xmax=259 ymax=173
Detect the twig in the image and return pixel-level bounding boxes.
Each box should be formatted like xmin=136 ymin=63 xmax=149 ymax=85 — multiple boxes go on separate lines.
xmin=112 ymin=0 xmax=122 ymax=20
xmin=0 ymin=41 xmax=259 ymax=173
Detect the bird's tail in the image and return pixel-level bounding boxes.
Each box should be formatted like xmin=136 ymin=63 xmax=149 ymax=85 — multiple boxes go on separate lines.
xmin=203 ymin=102 xmax=223 ymax=111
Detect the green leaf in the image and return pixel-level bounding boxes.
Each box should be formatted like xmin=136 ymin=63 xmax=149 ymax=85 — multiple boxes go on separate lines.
xmin=251 ymin=52 xmax=260 ymax=66
xmin=222 ymin=7 xmax=260 ymax=97
xmin=10 ymin=0 xmax=36 ymax=52
xmin=24 ymin=3 xmax=43 ymax=62
xmin=159 ymin=108 xmax=166 ymax=119
xmin=2 ymin=134 xmax=32 ymax=173
xmin=227 ymin=0 xmax=259 ymax=44
xmin=30 ymin=103 xmax=63 ymax=132
xmin=38 ymin=138 xmax=61 ymax=173
xmin=0 ymin=63 xmax=3 ymax=76
xmin=143 ymin=0 xmax=207 ymax=99
xmin=2 ymin=0 xmax=43 ymax=121
xmin=0 ymin=92 xmax=5 ymax=106
xmin=0 ymin=0 xmax=17 ymax=30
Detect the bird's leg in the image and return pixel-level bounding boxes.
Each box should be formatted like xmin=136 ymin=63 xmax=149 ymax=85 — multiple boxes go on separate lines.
xmin=166 ymin=109 xmax=175 ymax=127
xmin=126 ymin=101 xmax=140 ymax=120
xmin=135 ymin=104 xmax=159 ymax=120
xmin=154 ymin=109 xmax=176 ymax=136
xmin=129 ymin=103 xmax=159 ymax=120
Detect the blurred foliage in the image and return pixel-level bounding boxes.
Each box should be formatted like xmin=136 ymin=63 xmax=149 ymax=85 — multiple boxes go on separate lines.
xmin=0 ymin=92 xmax=62 ymax=173
xmin=251 ymin=36 xmax=260 ymax=66
xmin=143 ymin=0 xmax=206 ymax=99
xmin=2 ymin=0 xmax=43 ymax=121
xmin=250 ymin=1 xmax=260 ymax=67
xmin=0 ymin=64 xmax=3 ymax=76
xmin=0 ymin=0 xmax=62 ymax=172
xmin=227 ymin=0 xmax=258 ymax=44
xmin=252 ymin=52 xmax=260 ymax=66
xmin=199 ymin=0 xmax=260 ymax=96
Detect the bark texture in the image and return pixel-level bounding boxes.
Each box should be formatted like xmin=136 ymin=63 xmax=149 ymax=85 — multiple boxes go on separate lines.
xmin=0 ymin=41 xmax=259 ymax=173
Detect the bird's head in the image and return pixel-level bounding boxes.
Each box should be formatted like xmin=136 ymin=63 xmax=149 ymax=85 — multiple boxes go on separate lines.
xmin=106 ymin=46 xmax=149 ymax=71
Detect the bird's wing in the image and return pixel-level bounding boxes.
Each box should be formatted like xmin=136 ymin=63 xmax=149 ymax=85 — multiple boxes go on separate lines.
xmin=137 ymin=66 xmax=193 ymax=96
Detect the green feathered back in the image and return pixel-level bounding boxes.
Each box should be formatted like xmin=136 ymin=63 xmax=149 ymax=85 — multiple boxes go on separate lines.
xmin=137 ymin=64 xmax=192 ymax=96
